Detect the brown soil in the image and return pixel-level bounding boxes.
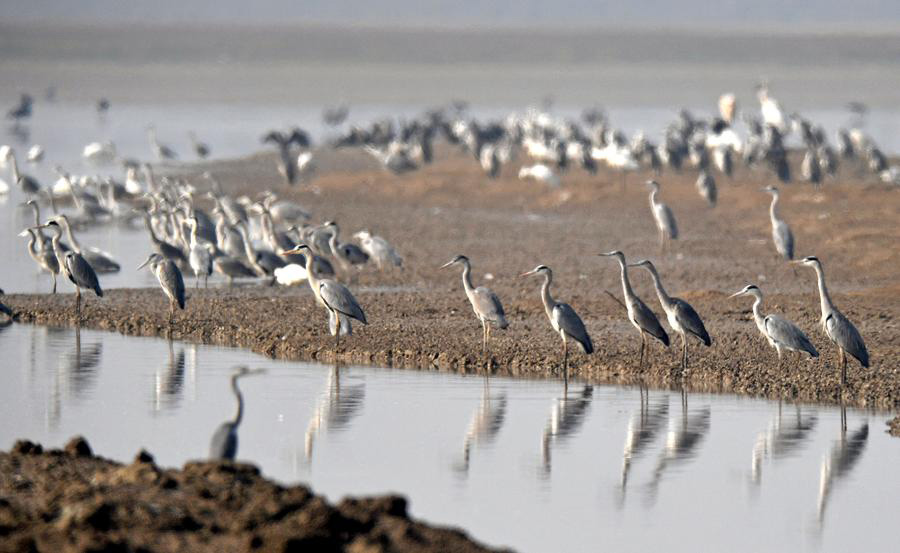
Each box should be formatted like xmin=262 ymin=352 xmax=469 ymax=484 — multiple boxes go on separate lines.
xmin=0 ymin=437 xmax=508 ymax=553
xmin=5 ymin=146 xmax=900 ymax=410
xmin=889 ymin=416 xmax=900 ymax=437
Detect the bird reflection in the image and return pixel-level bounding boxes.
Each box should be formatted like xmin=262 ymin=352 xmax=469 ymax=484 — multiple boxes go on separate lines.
xmin=304 ymin=364 xmax=366 ymax=463
xmin=209 ymin=366 xmax=264 ymax=461
xmin=751 ymin=402 xmax=818 ymax=484
xmin=59 ymin=326 xmax=102 ymax=398
xmin=645 ymin=400 xmax=711 ymax=502
xmin=541 ymin=384 xmax=593 ymax=476
xmin=619 ymin=396 xmax=669 ymax=501
xmin=153 ymin=338 xmax=185 ymax=412
xmin=817 ymin=407 xmax=868 ymax=525
xmin=456 ymin=380 xmax=507 ymax=474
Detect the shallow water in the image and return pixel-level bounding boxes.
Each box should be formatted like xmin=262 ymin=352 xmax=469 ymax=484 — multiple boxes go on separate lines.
xmin=0 ymin=323 xmax=895 ymax=553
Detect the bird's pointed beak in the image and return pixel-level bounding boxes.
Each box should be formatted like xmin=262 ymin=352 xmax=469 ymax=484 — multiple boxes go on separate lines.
xmin=440 ymin=260 xmax=455 ymax=269
xmin=598 ymin=252 xmax=615 ymax=257
xmin=17 ymin=229 xmax=29 ymax=237
xmin=282 ymin=246 xmax=305 ymax=255
xmin=789 ymin=259 xmax=804 ymax=265
xmin=728 ymin=290 xmax=744 ymax=298
xmin=520 ymin=270 xmax=536 ymax=277
xmin=137 ymin=257 xmax=152 ymax=270
xmin=626 ymin=262 xmax=642 ymax=267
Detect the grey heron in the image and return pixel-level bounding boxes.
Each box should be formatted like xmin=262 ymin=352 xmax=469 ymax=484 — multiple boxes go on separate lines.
xmin=324 ymin=221 xmax=369 ymax=280
xmin=794 ymin=256 xmax=869 ymax=385
xmin=729 ymin=285 xmax=818 ymax=363
xmin=817 ymin=417 xmax=868 ymax=524
xmin=599 ymin=251 xmax=669 ymax=368
xmin=441 ymin=255 xmax=508 ymax=360
xmin=283 ymin=244 xmax=367 ymax=349
xmin=695 ymin=170 xmax=717 ymax=207
xmin=147 ymin=125 xmax=178 ymax=161
xmin=50 ymin=214 xmax=121 ymax=273
xmin=188 ymin=131 xmax=210 ymax=159
xmin=37 ymin=221 xmax=103 ymax=318
xmin=2 ymin=148 xmax=41 ymax=195
xmin=521 ymin=265 xmax=593 ymax=383
xmin=138 ymin=253 xmax=186 ymax=322
xmin=234 ymin=222 xmax=286 ymax=279
xmin=763 ymin=186 xmax=794 ymax=260
xmin=646 ymin=180 xmax=678 ymax=252
xmin=209 ymin=366 xmax=264 ymax=461
xmin=353 ymin=230 xmax=403 ymax=270
xmin=19 ymin=227 xmax=59 ymax=293
xmin=629 ymin=259 xmax=711 ymax=370
xmin=213 ymin=255 xmax=256 ymax=287
xmin=262 ymin=130 xmax=298 ymax=186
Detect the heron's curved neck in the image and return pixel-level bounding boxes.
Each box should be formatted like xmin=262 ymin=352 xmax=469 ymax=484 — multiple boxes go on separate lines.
xmin=238 ymin=226 xmax=256 ymax=262
xmin=811 ymin=263 xmax=834 ymax=317
xmin=304 ymin=251 xmax=322 ymax=291
xmin=214 ymin=215 xmax=228 ymax=249
xmin=460 ymin=261 xmax=475 ymax=294
xmin=143 ymin=213 xmax=162 ymax=244
xmin=9 ymin=155 xmax=20 ymax=181
xmin=49 ymin=228 xmax=65 ymax=262
xmin=260 ymin=212 xmax=277 ymax=250
xmin=769 ymin=192 xmax=780 ymax=222
xmin=188 ymin=223 xmax=200 ymax=248
xmin=25 ymin=231 xmax=38 ymax=257
xmin=649 ymin=188 xmax=659 ymax=207
xmin=644 ymin=265 xmax=672 ymax=308
xmin=539 ymin=271 xmax=556 ymax=319
xmin=58 ymin=218 xmax=81 ymax=253
xmin=231 ymin=375 xmax=244 ymax=425
xmin=616 ymin=257 xmax=635 ymax=299
xmin=750 ymin=293 xmax=765 ymax=326
xmin=29 ymin=205 xmax=47 ymax=242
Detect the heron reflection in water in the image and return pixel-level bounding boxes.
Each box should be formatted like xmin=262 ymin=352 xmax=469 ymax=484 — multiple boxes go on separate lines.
xmin=304 ymin=364 xmax=366 ymax=464
xmin=60 ymin=325 xmax=102 ymax=399
xmin=817 ymin=407 xmax=868 ymax=526
xmin=645 ymin=402 xmax=711 ymax=503
xmin=619 ymin=396 xmax=669 ymax=504
xmin=153 ymin=337 xmax=185 ymax=412
xmin=541 ymin=385 xmax=593 ymax=476
xmin=750 ymin=403 xmax=818 ymax=485
xmin=456 ymin=380 xmax=507 ymax=475
xmin=209 ymin=366 xmax=265 ymax=461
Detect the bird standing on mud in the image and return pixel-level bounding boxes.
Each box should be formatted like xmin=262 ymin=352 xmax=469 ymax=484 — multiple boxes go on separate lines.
xmin=646 ymin=180 xmax=678 ymax=252
xmin=794 ymin=256 xmax=868 ymax=385
xmin=36 ymin=221 xmax=103 ymax=319
xmin=442 ymin=255 xmax=508 ymax=365
xmin=209 ymin=366 xmax=264 ymax=461
xmin=763 ymin=186 xmax=794 ymax=260
xmin=521 ymin=265 xmax=592 ymax=384
xmin=629 ymin=259 xmax=710 ymax=371
xmin=600 ymin=251 xmax=669 ymax=368
xmin=283 ymin=244 xmax=367 ymax=350
xmin=729 ymin=284 xmax=818 ymax=363
xmin=138 ymin=253 xmax=186 ymax=323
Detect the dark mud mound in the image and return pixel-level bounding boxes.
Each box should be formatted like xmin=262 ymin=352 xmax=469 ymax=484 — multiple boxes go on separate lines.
xmin=0 ymin=437 xmax=509 ymax=553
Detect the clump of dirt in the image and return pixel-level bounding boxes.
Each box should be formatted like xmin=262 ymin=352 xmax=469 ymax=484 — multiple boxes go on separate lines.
xmin=0 ymin=437 xmax=509 ymax=553
xmin=889 ymin=416 xmax=900 ymax=437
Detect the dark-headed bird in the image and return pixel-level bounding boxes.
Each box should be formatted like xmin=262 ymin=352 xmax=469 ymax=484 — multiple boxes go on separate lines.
xmin=138 ymin=253 xmax=186 ymax=322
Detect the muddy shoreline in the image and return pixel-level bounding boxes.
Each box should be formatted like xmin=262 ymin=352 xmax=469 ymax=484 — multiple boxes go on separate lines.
xmin=5 ymin=148 xmax=899 ymax=411
xmin=0 ymin=437 xmax=507 ymax=553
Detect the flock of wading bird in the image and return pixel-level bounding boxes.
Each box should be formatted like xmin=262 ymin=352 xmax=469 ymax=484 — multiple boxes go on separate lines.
xmin=3 ymin=85 xmax=883 ymax=390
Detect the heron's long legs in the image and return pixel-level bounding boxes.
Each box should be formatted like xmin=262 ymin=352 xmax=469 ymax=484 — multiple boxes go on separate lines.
xmin=839 ymin=348 xmax=847 ymax=387
xmin=51 ymin=272 xmax=57 ymax=294
xmin=680 ymin=333 xmax=688 ymax=371
xmin=639 ymin=332 xmax=647 ymax=369
xmin=334 ymin=311 xmax=342 ymax=352
xmin=74 ymin=286 xmax=82 ymax=321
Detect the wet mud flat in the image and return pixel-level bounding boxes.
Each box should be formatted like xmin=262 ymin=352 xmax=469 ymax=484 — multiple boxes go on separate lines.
xmin=5 ymin=147 xmax=900 ymax=411
xmin=0 ymin=438 xmax=506 ymax=553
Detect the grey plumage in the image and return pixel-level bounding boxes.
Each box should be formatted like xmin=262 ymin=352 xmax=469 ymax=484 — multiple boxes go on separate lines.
xmin=764 ymin=186 xmax=794 ymax=260
xmin=65 ymin=251 xmax=103 ymax=297
xmin=730 ymin=285 xmax=818 ymax=359
xmin=209 ymin=366 xmax=262 ymax=461
xmin=442 ymin=255 xmax=508 ymax=360
xmin=647 ymin=180 xmax=678 ymax=250
xmin=318 ymin=281 xmax=367 ymax=325
xmin=139 ymin=253 xmax=186 ymax=314
xmin=695 ymin=170 xmax=717 ymax=207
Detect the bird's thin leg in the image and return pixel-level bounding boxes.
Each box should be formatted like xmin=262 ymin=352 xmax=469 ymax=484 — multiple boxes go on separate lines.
xmin=562 ymin=336 xmax=569 ymax=386
xmin=639 ymin=332 xmax=646 ymax=370
xmin=481 ymin=319 xmax=487 ymax=358
xmin=204 ymin=274 xmax=208 ymax=289
xmin=681 ymin=334 xmax=688 ymax=372
xmin=195 ymin=275 xmax=199 ymax=289
xmin=659 ymin=230 xmax=665 ymax=254
xmin=839 ymin=348 xmax=847 ymax=387
xmin=75 ymin=287 xmax=82 ymax=322
xmin=334 ymin=313 xmax=342 ymax=352
xmin=52 ymin=273 xmax=57 ymax=294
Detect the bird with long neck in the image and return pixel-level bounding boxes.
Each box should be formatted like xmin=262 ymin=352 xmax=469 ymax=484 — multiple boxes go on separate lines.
xmin=186 ymin=216 xmax=212 ymax=288
xmin=793 ymin=256 xmax=868 ymax=385
xmin=283 ymin=244 xmax=367 ymax=350
xmin=729 ymin=284 xmax=818 ymax=363
xmin=138 ymin=253 xmax=186 ymax=324
xmin=521 ymin=265 xmax=593 ymax=385
xmin=629 ymin=259 xmax=710 ymax=371
xmin=442 ymin=255 xmax=508 ymax=366
xmin=36 ymin=221 xmax=102 ymax=319
xmin=19 ymin=227 xmax=59 ymax=293
xmin=209 ymin=366 xmax=264 ymax=461
xmin=646 ymin=180 xmax=678 ymax=253
xmin=600 ymin=251 xmax=669 ymax=368
xmin=763 ymin=186 xmax=794 ymax=261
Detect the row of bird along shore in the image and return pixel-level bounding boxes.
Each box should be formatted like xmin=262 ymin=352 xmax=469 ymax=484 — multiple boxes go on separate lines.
xmin=2 ymin=86 xmax=898 ymax=413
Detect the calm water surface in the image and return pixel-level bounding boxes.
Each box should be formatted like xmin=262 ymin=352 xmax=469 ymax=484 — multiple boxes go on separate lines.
xmin=0 ymin=323 xmax=895 ymax=553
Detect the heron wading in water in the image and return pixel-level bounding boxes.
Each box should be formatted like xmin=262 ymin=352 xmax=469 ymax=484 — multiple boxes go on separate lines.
xmin=442 ymin=255 xmax=508 ymax=366
xmin=209 ymin=366 xmax=265 ymax=461
xmin=729 ymin=284 xmax=818 ymax=365
xmin=521 ymin=265 xmax=593 ymax=384
xmin=599 ymin=251 xmax=669 ymax=368
xmin=793 ymin=256 xmax=868 ymax=386
xmin=283 ymin=244 xmax=367 ymax=350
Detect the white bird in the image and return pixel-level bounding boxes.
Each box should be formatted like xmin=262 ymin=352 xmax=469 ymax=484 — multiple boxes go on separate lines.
xmin=718 ymin=93 xmax=737 ymax=123
xmin=82 ymin=141 xmax=117 ymax=165
xmin=296 ymin=151 xmax=315 ymax=181
xmin=353 ymin=230 xmax=402 ymax=270
xmin=647 ymin=180 xmax=679 ymax=252
xmin=518 ymin=163 xmax=560 ymax=187
xmin=758 ymin=84 xmax=787 ymax=133
xmin=0 ymin=145 xmax=11 ymax=168
xmin=27 ymin=144 xmax=44 ymax=163
xmin=274 ymin=263 xmax=308 ymax=286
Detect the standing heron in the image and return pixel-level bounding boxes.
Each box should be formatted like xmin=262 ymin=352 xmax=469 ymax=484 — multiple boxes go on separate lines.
xmin=138 ymin=253 xmax=186 ymax=323
xmin=647 ymin=180 xmax=678 ymax=252
xmin=324 ymin=221 xmax=369 ymax=280
xmin=50 ymin=214 xmax=121 ymax=273
xmin=186 ymin=216 xmax=212 ymax=288
xmin=188 ymin=131 xmax=210 ymax=159
xmin=599 ymin=251 xmax=669 ymax=368
xmin=521 ymin=265 xmax=593 ymax=383
xmin=441 ymin=255 xmax=508 ymax=362
xmin=763 ymin=186 xmax=794 ymax=260
xmin=2 ymin=148 xmax=41 ymax=195
xmin=36 ymin=221 xmax=103 ymax=318
xmin=283 ymin=245 xmax=367 ymax=349
xmin=794 ymin=256 xmax=868 ymax=385
xmin=147 ymin=125 xmax=178 ymax=161
xmin=729 ymin=284 xmax=818 ymax=363
xmin=695 ymin=170 xmax=717 ymax=207
xmin=209 ymin=366 xmax=264 ymax=461
xmin=629 ymin=260 xmax=710 ymax=370
xmin=19 ymin=227 xmax=60 ymax=293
